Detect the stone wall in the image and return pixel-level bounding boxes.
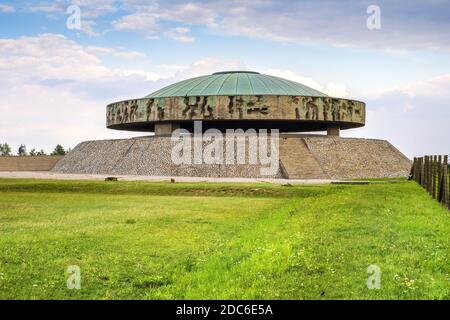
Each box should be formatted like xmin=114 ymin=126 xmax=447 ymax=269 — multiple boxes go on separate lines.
xmin=304 ymin=136 xmax=411 ymax=179
xmin=53 ymin=135 xmax=412 ymax=179
xmin=52 ymin=135 xmax=283 ymax=178
xmin=0 ymin=156 xmax=63 ymax=171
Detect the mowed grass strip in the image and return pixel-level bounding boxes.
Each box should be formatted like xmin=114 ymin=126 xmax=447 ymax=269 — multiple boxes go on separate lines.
xmin=0 ymin=179 xmax=448 ymax=299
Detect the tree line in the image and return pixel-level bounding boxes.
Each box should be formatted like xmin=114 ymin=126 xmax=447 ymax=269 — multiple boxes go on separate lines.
xmin=0 ymin=143 xmax=70 ymax=156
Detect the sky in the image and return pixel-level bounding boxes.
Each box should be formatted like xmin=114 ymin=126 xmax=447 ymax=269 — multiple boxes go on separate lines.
xmin=0 ymin=0 xmax=449 ymax=158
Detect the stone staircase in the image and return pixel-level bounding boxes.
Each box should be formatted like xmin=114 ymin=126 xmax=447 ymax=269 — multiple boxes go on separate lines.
xmin=279 ymin=137 xmax=328 ymax=179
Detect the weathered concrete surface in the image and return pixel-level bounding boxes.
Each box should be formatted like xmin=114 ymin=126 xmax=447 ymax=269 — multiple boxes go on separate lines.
xmin=106 ymin=71 xmax=366 ymax=134
xmin=52 ymin=135 xmax=411 ymax=179
xmin=0 ymin=155 xmax=63 ymax=171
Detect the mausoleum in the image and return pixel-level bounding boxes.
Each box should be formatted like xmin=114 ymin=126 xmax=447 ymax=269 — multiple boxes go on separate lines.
xmin=53 ymin=71 xmax=411 ymax=179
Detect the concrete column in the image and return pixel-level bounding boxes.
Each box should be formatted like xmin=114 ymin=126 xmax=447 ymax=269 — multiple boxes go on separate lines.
xmin=327 ymin=125 xmax=340 ymax=136
xmin=155 ymin=122 xmax=180 ymax=136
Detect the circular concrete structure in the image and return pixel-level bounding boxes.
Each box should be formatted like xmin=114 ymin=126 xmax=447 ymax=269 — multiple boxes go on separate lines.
xmin=55 ymin=71 xmax=411 ymax=180
xmin=106 ymin=71 xmax=365 ymax=136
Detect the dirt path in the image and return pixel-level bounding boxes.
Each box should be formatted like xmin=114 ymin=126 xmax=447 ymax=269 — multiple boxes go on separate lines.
xmin=0 ymin=171 xmax=335 ymax=184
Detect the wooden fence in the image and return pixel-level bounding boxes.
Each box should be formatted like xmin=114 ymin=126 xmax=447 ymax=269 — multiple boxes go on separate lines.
xmin=411 ymin=155 xmax=449 ymax=209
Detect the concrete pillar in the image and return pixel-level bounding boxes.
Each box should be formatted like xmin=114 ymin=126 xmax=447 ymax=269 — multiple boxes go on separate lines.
xmin=155 ymin=122 xmax=180 ymax=136
xmin=327 ymin=125 xmax=340 ymax=136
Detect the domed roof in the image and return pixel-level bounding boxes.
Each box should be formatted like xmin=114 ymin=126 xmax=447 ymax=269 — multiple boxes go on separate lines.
xmin=146 ymin=71 xmax=328 ymax=98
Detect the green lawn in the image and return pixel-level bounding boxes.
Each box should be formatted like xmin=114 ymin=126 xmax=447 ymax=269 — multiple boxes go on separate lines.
xmin=0 ymin=178 xmax=448 ymax=299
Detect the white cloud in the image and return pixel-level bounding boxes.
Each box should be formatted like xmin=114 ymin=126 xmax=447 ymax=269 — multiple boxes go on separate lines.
xmin=112 ymin=51 xmax=146 ymax=59
xmin=111 ymin=2 xmax=217 ymax=42
xmin=216 ymin=0 xmax=450 ymax=51
xmin=118 ymin=69 xmax=165 ymax=81
xmin=343 ymin=74 xmax=450 ymax=158
xmin=79 ymin=19 xmax=100 ymax=37
xmin=0 ymin=4 xmax=14 ymax=13
xmin=157 ymin=64 xmax=188 ymax=71
xmin=266 ymin=69 xmax=349 ymax=98
xmin=0 ymin=33 xmax=248 ymax=152
xmin=402 ymin=74 xmax=450 ymax=97
xmin=113 ymin=12 xmax=196 ymax=42
xmin=28 ymin=0 xmax=117 ymax=18
xmin=265 ymin=69 xmax=323 ymax=91
xmin=85 ymin=45 xmax=146 ymax=59
xmin=0 ymin=81 xmax=138 ymax=154
xmin=173 ymin=57 xmax=245 ymax=80
xmin=324 ymin=82 xmax=349 ymax=98
xmin=27 ymin=0 xmax=118 ymax=36
xmin=165 ymin=27 xmax=195 ymax=43
xmin=0 ymin=33 xmax=166 ymax=152
xmin=22 ymin=1 xmax=450 ymax=51
xmin=72 ymin=0 xmax=118 ymax=18
xmin=85 ymin=46 xmax=115 ymax=55
xmin=0 ymin=34 xmax=113 ymax=82
xmin=150 ymin=2 xmax=217 ymax=28
xmin=28 ymin=3 xmax=64 ymax=14
xmin=113 ymin=12 xmax=160 ymax=32
xmin=0 ymin=33 xmax=154 ymax=86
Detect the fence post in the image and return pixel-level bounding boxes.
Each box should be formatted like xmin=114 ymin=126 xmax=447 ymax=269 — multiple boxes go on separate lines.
xmin=420 ymin=157 xmax=424 ymax=186
xmin=424 ymin=156 xmax=430 ymax=193
xmin=413 ymin=157 xmax=418 ymax=182
xmin=438 ymin=162 xmax=442 ymax=202
xmin=437 ymin=156 xmax=442 ymax=202
xmin=442 ymin=164 xmax=449 ymax=209
xmin=421 ymin=157 xmax=426 ymax=188
xmin=445 ymin=156 xmax=449 ymax=208
xmin=428 ymin=156 xmax=433 ymax=195
xmin=432 ymin=156 xmax=437 ymax=199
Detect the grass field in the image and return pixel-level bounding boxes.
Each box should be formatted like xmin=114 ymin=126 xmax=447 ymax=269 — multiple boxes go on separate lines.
xmin=0 ymin=178 xmax=448 ymax=299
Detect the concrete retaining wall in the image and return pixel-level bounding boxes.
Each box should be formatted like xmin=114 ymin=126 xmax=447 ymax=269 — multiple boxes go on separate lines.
xmin=0 ymin=156 xmax=63 ymax=171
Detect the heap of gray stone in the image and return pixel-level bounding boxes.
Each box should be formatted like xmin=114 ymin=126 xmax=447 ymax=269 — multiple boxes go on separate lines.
xmin=53 ymin=135 xmax=411 ymax=179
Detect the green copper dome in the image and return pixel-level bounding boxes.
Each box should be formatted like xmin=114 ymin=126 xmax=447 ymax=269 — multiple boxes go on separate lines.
xmin=146 ymin=71 xmax=328 ymax=98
